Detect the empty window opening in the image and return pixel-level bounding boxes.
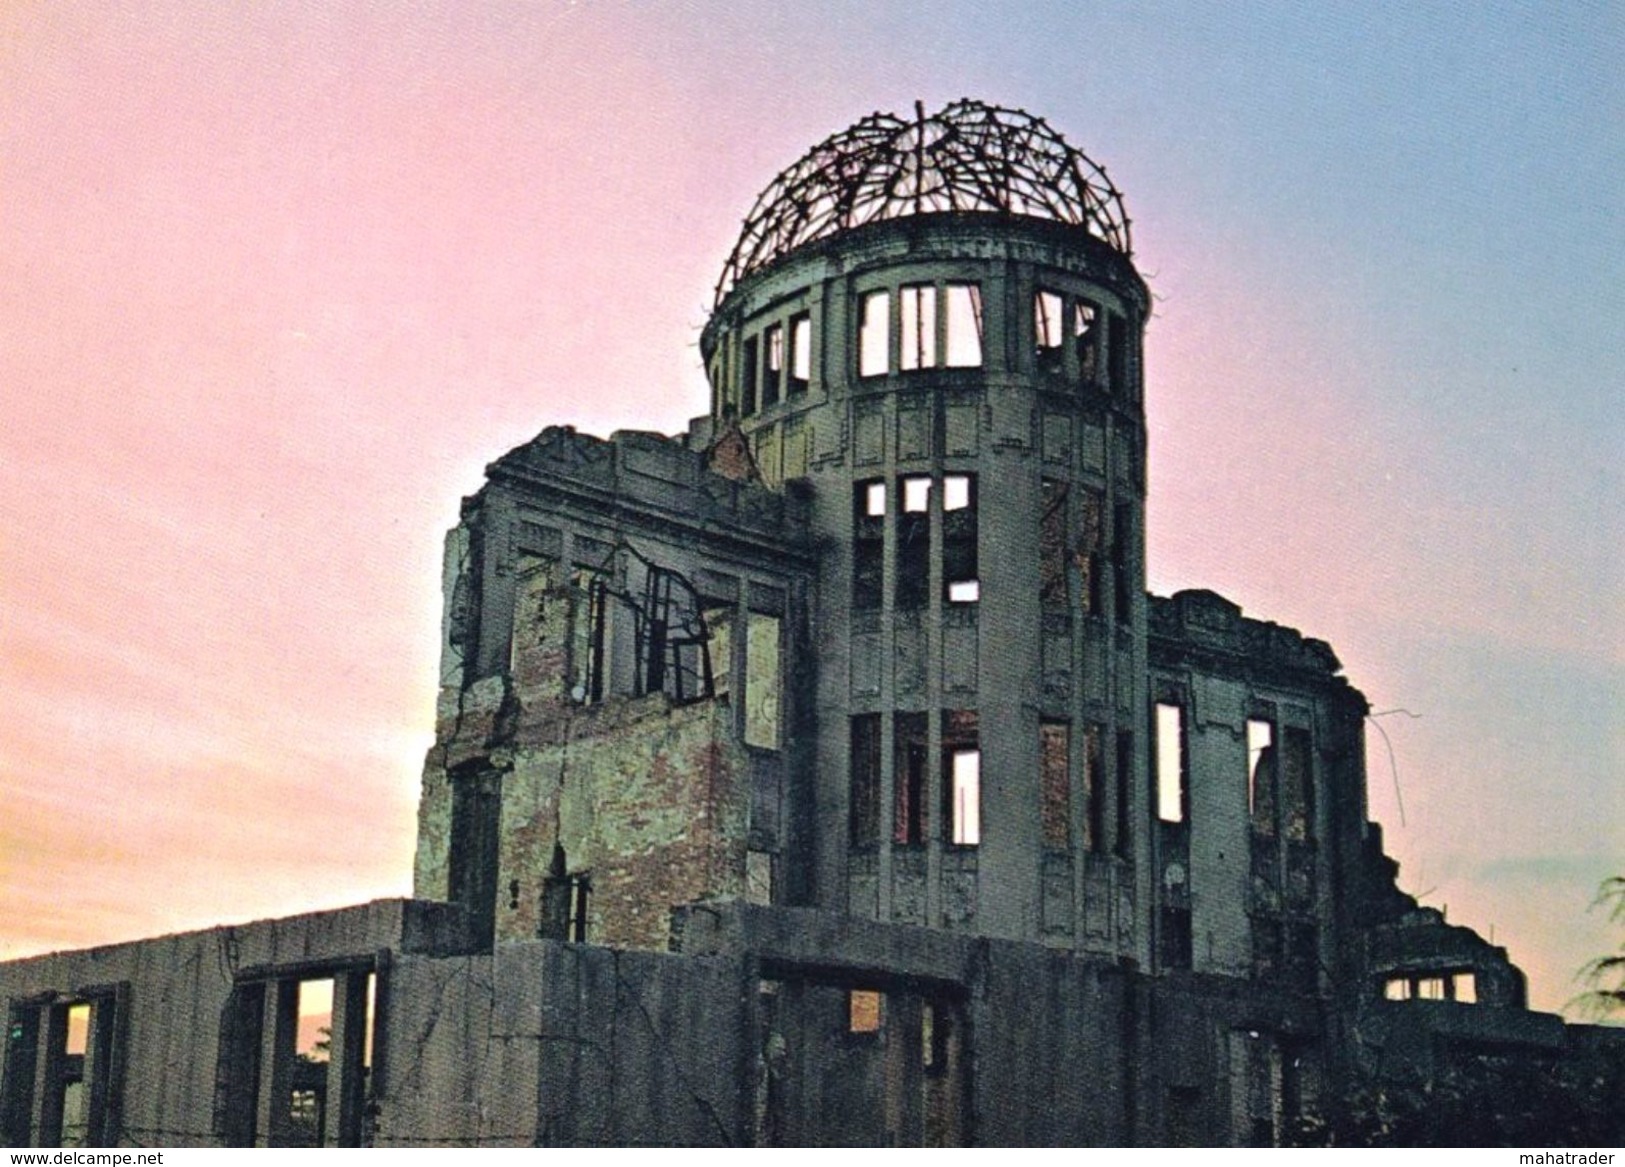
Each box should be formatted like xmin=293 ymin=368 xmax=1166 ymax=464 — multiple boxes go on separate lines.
xmin=1115 ymin=730 xmax=1133 ymax=858
xmin=896 ymin=477 xmax=932 ymax=611
xmin=1160 ymin=906 xmax=1193 ymax=970
xmin=1108 ymin=312 xmax=1130 ymax=394
xmin=635 ymin=564 xmax=716 ymax=704
xmin=1247 ymin=720 xmax=1273 ymax=816
xmin=944 ymin=283 xmax=983 ymax=367
xmin=1040 ymin=479 xmax=1068 ymax=606
xmin=1085 ymin=724 xmax=1106 ymax=853
xmin=848 ymin=990 xmax=883 ymax=1034
xmin=1074 ymin=300 xmax=1101 ymax=383
xmin=849 ymin=713 xmax=882 ymax=847
xmin=1280 ymin=727 xmax=1314 ymax=842
xmin=894 ymin=713 xmax=928 ymax=845
xmin=541 ymin=844 xmax=592 ymax=943
xmin=1384 ymin=976 xmax=1411 ymax=1001
xmin=942 ymin=474 xmax=978 ymax=604
xmin=1078 ymin=488 xmax=1104 ymax=615
xmin=744 ymin=612 xmax=782 ymax=749
xmin=741 ymin=335 xmax=759 ymax=417
xmin=789 ymin=314 xmax=811 ymax=393
xmin=1040 ymin=720 xmax=1071 ymax=851
xmin=1155 ymin=703 xmax=1186 ymax=823
xmin=1417 ymin=976 xmax=1446 ymax=1001
xmin=57 ymin=1003 xmax=91 ymax=1147
xmin=943 ymin=711 xmax=980 ymax=846
xmin=287 ymin=978 xmax=334 ymax=1148
xmin=859 ymin=290 xmax=890 ymax=377
xmin=763 ymin=323 xmax=783 ymax=410
xmin=900 ymin=283 xmax=937 ymax=370
xmin=1454 ymin=972 xmax=1477 ymax=1003
xmin=1035 ymin=289 xmax=1065 ymax=374
xmin=853 ymin=481 xmax=885 ymax=611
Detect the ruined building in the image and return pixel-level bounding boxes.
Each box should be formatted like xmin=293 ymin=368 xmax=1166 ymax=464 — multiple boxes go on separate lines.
xmin=3 ymin=100 xmax=1618 ymax=1148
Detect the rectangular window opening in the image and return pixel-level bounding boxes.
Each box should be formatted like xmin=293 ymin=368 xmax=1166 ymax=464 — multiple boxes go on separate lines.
xmin=1115 ymin=730 xmax=1133 ymax=858
xmin=943 ymin=474 xmax=978 ymax=604
xmin=740 ymin=335 xmax=759 ymax=418
xmin=1035 ymin=289 xmax=1064 ymax=374
xmin=1078 ymin=488 xmax=1104 ymax=616
xmin=1454 ymin=972 xmax=1477 ymax=1003
xmin=859 ymin=290 xmax=890 ymax=377
xmin=789 ymin=313 xmax=811 ymax=393
xmin=1155 ymin=702 xmax=1186 ymax=823
xmin=944 ymin=283 xmax=983 ymax=367
xmin=944 ymin=710 xmax=980 ymax=847
xmin=1280 ymin=727 xmax=1314 ymax=842
xmin=848 ymin=990 xmax=883 ymax=1034
xmin=763 ymin=323 xmax=783 ymax=410
xmin=896 ymin=477 xmax=932 ymax=611
xmin=894 ymin=712 xmax=928 ymax=845
xmin=849 ymin=714 xmax=882 ymax=847
xmin=1041 ymin=720 xmax=1071 ymax=851
xmin=1384 ymin=976 xmax=1411 ymax=1001
xmin=1074 ymin=300 xmax=1101 ymax=384
xmin=1417 ymin=976 xmax=1446 ymax=1001
xmin=1040 ymin=479 xmax=1068 ymax=606
xmin=1247 ymin=719 xmax=1273 ymax=817
xmin=853 ymin=482 xmax=885 ymax=611
xmin=1112 ymin=501 xmax=1134 ymax=624
xmin=900 ymin=284 xmax=937 ymax=371
xmin=1085 ymin=724 xmax=1105 ymax=854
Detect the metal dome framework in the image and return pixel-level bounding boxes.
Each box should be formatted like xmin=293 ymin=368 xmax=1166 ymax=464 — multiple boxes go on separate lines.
xmin=715 ymin=99 xmax=1133 ymax=306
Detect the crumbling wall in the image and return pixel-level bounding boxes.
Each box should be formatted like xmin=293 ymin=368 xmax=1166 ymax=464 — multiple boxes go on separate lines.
xmin=376 ymin=941 xmax=750 ymax=1147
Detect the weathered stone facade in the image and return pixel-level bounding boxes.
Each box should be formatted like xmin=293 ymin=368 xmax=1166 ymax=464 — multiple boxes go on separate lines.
xmin=3 ymin=100 xmax=1618 ymax=1147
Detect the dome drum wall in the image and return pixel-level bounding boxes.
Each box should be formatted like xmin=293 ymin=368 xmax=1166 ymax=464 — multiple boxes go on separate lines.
xmin=701 ymin=121 xmax=1155 ymax=955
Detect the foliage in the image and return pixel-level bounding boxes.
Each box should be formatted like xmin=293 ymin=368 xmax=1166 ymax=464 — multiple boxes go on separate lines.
xmin=1294 ymin=1054 xmax=1622 ymax=1146
xmin=1571 ymin=876 xmax=1625 ymax=1022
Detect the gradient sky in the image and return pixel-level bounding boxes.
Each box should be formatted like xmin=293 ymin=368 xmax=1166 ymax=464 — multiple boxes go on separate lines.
xmin=2 ymin=1 xmax=1619 ymax=1016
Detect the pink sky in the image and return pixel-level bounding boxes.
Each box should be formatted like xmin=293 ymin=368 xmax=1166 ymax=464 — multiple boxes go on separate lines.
xmin=2 ymin=3 xmax=1618 ymax=1016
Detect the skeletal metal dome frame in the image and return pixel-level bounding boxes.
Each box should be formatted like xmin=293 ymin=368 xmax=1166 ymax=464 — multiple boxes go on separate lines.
xmin=715 ymin=99 xmax=1133 ymax=305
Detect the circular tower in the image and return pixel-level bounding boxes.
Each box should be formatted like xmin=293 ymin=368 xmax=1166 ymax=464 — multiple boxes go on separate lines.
xmin=701 ymin=100 xmax=1152 ymax=959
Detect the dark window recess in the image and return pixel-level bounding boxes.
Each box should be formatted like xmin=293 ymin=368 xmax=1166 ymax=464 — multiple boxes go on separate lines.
xmin=1075 ymin=300 xmax=1101 ymax=384
xmin=853 ymin=481 xmax=885 ymax=610
xmin=1160 ymin=906 xmax=1193 ymax=970
xmin=1251 ymin=737 xmax=1278 ymax=839
xmin=448 ymin=768 xmax=502 ymax=949
xmin=788 ymin=313 xmax=810 ymax=394
xmin=1287 ymin=923 xmax=1319 ymax=992
xmin=942 ymin=710 xmax=980 ymax=846
xmin=896 ymin=476 xmax=932 ymax=610
xmin=1253 ymin=917 xmax=1283 ymax=979
xmin=849 ymin=714 xmax=882 ymax=846
xmin=741 ymin=335 xmax=759 ymax=417
xmin=540 ymin=844 xmax=591 ymax=943
xmin=942 ymin=474 xmax=977 ymax=603
xmin=1115 ymin=729 xmax=1133 ymax=859
xmin=1280 ymin=727 xmax=1314 ymax=842
xmin=1040 ymin=719 xmax=1071 ymax=850
xmin=1085 ymin=723 xmax=1106 ymax=853
xmin=763 ymin=323 xmax=783 ymax=409
xmin=1040 ymin=479 xmax=1068 ymax=606
xmin=894 ymin=712 xmax=929 ymax=845
xmin=1108 ymin=312 xmax=1130 ymax=394
xmin=1078 ymin=488 xmax=1104 ymax=615
xmin=1112 ymin=501 xmax=1133 ymax=624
